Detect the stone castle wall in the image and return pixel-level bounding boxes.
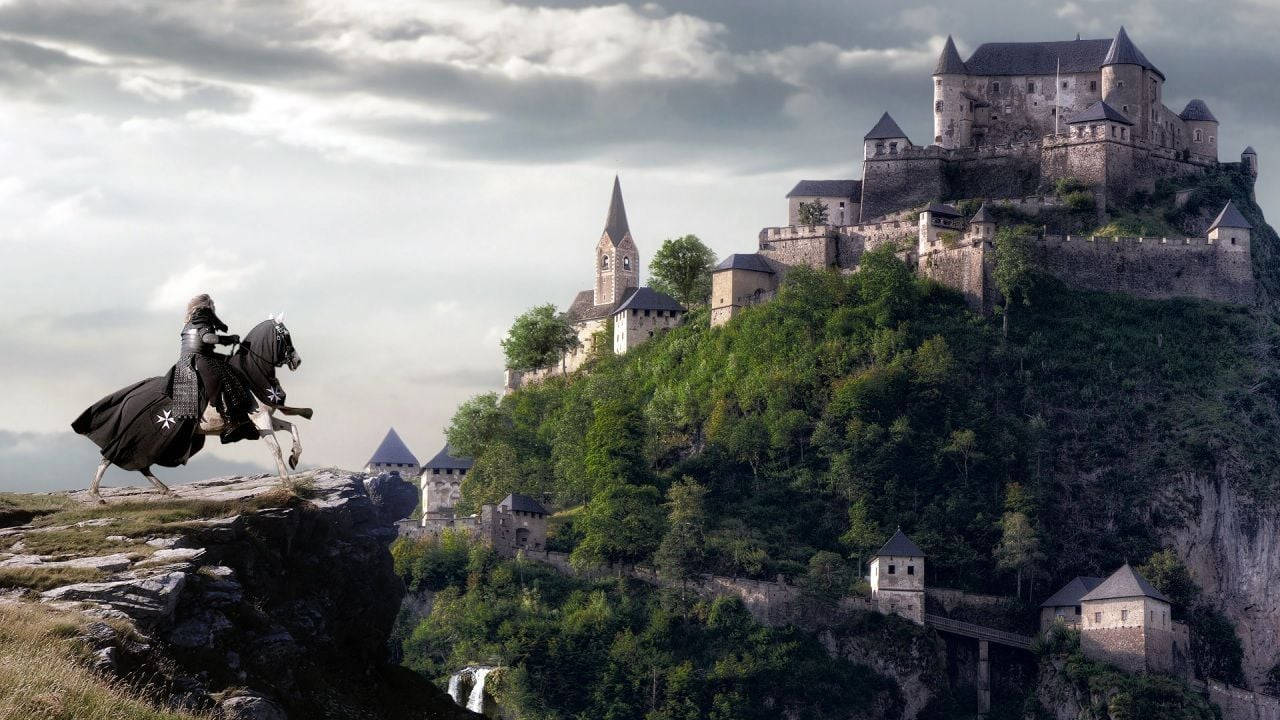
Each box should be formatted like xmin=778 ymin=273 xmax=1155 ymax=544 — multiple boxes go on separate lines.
xmin=1204 ymin=681 xmax=1280 ymax=720
xmin=1081 ymin=625 xmax=1148 ymax=673
xmin=861 ymin=152 xmax=946 ymax=220
xmin=921 ymin=244 xmax=991 ymax=310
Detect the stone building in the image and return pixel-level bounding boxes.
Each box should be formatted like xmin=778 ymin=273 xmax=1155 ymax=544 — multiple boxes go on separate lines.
xmin=419 ymin=444 xmax=473 ymax=522
xmin=868 ymin=528 xmax=926 ymax=625
xmin=364 ymin=428 xmax=419 ymax=478
xmin=786 ymin=180 xmax=861 ymax=226
xmin=1043 ymin=563 xmax=1190 ymax=675
xmin=505 ymin=177 xmax=684 ymax=391
xmin=479 ymin=493 xmax=550 ymax=557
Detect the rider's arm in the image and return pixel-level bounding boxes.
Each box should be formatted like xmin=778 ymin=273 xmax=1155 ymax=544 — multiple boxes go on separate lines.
xmin=216 ymin=333 xmax=240 ymax=346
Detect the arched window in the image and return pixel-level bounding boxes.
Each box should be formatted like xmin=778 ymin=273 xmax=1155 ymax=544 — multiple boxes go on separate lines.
xmin=601 ymin=254 xmax=610 ymax=270
xmin=623 ymin=256 xmax=631 ymax=270
xmin=935 ymin=100 xmax=943 ymax=113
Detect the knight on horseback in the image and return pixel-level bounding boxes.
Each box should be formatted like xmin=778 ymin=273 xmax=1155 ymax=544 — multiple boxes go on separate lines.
xmin=174 ymin=294 xmax=258 ymax=444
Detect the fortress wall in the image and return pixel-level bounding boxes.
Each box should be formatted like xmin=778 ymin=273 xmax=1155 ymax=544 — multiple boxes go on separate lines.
xmin=759 ymin=232 xmax=836 ymax=268
xmin=942 ymin=145 xmax=1043 ymax=200
xmin=861 ymin=155 xmax=945 ymax=220
xmin=1033 ymin=235 xmax=1254 ymax=304
xmin=1206 ymin=681 xmax=1280 ymax=720
xmin=1081 ymin=626 xmax=1148 ymax=674
xmin=921 ymin=245 xmax=990 ymax=310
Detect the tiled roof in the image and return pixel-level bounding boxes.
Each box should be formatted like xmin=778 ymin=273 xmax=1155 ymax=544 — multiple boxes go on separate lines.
xmin=964 ymin=37 xmax=1113 ymax=76
xmin=1101 ymin=27 xmax=1162 ymax=79
xmin=501 ymin=493 xmax=549 ymax=515
xmin=970 ymin=203 xmax=996 ymax=224
xmin=865 ymin=112 xmax=909 ymax=140
xmin=934 ymin=35 xmax=967 ymax=75
xmin=714 ymin=253 xmax=775 ymax=274
xmin=566 ymin=288 xmax=631 ymax=323
xmin=874 ymin=528 xmax=925 ymax=557
xmin=602 ymin=175 xmax=631 ymax=246
xmin=1209 ymin=200 xmax=1253 ymax=231
xmin=1068 ymin=100 xmax=1132 ymax=125
xmin=614 ymin=287 xmax=684 ymax=314
xmin=787 ymin=179 xmax=862 ymax=200
xmin=925 ymin=203 xmax=962 ymax=217
xmin=367 ymin=428 xmax=418 ymax=466
xmin=1079 ymin=563 xmax=1170 ymax=603
xmin=1179 ymin=99 xmax=1217 ymax=123
xmin=424 ymin=444 xmax=473 ymax=470
xmin=1041 ymin=576 xmax=1105 ymax=607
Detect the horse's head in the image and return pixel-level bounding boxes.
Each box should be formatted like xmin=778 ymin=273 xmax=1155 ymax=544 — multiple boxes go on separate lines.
xmin=249 ymin=314 xmax=301 ymax=371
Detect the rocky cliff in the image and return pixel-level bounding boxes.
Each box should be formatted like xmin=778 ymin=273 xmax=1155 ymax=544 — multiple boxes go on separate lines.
xmin=0 ymin=470 xmax=478 ymax=720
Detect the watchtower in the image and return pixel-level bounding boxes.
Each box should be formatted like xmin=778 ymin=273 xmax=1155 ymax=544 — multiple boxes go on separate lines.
xmin=868 ymin=528 xmax=925 ymax=624
xmin=1079 ymin=563 xmax=1185 ymax=674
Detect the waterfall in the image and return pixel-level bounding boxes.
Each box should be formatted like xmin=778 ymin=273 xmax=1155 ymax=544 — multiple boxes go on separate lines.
xmin=447 ymin=671 xmax=463 ymax=705
xmin=466 ymin=667 xmax=492 ymax=713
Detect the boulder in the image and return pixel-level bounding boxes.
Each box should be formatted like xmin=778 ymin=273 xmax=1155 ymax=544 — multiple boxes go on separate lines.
xmin=40 ymin=570 xmax=187 ymax=623
xmin=363 ymin=472 xmax=419 ymax=525
xmin=220 ymin=694 xmax=286 ymax=720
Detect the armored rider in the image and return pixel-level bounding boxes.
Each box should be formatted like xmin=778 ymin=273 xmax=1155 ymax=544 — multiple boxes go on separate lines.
xmin=172 ymin=294 xmax=259 ymax=443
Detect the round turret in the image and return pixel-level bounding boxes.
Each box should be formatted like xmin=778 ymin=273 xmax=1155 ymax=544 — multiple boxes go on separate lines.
xmin=1100 ymin=27 xmax=1162 ymax=141
xmin=932 ymin=35 xmax=969 ymax=149
xmin=1180 ymin=99 xmax=1218 ymax=161
xmin=1242 ymin=146 xmax=1258 ymax=179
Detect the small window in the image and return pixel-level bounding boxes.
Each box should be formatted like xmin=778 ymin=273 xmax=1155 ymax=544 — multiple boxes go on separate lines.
xmin=460 ymin=468 xmax=467 ymax=475
xmin=433 ymin=468 xmax=440 ymax=475
xmin=446 ymin=468 xmax=453 ymax=475
xmin=907 ymin=565 xmax=915 ymax=575
xmin=1121 ymin=609 xmax=1128 ymax=622
xmin=1094 ymin=612 xmax=1102 ymax=624
xmin=1122 ymin=105 xmax=1128 ymax=113
xmin=889 ymin=141 xmax=898 ymax=153
xmin=1209 ymin=136 xmax=1215 ymax=144
xmin=888 ymin=564 xmax=896 ymax=574
xmin=1075 ymin=606 xmax=1081 ymax=615
xmin=935 ymin=100 xmax=943 ymax=113
xmin=1118 ymin=80 xmax=1125 ymax=88
xmin=644 ymin=309 xmax=650 ymax=317
xmin=1090 ymin=80 xmax=1097 ymax=92
xmin=992 ymin=81 xmax=1000 ymax=92
xmin=1062 ymin=80 xmax=1068 ymax=89
xmin=1028 ymin=81 xmax=1035 ymax=92
xmin=623 ymin=256 xmax=631 ymax=270
xmin=935 ymin=78 xmax=941 ymax=87
xmin=601 ymin=254 xmax=609 ymax=270
xmin=648 ymin=330 xmax=654 ymax=338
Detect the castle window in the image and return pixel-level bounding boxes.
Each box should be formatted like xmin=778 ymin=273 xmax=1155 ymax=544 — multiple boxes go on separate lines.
xmin=1121 ymin=609 xmax=1128 ymax=622
xmin=1094 ymin=612 xmax=1102 ymax=624
xmin=446 ymin=468 xmax=453 ymax=475
xmin=1090 ymin=80 xmax=1097 ymax=92
xmin=888 ymin=564 xmax=896 ymax=574
xmin=1209 ymin=136 xmax=1215 ymax=144
xmin=1027 ymin=81 xmax=1035 ymax=92
xmin=1118 ymin=80 xmax=1124 ymax=88
xmin=1062 ymin=80 xmax=1068 ymax=89
xmin=935 ymin=100 xmax=943 ymax=113
xmin=992 ymin=81 xmax=1000 ymax=92
xmin=644 ymin=309 xmax=650 ymax=317
xmin=875 ymin=141 xmax=884 ymax=155
xmin=889 ymin=141 xmax=899 ymax=154
xmin=601 ymin=254 xmax=609 ymax=269
xmin=907 ymin=565 xmax=915 ymax=575
xmin=623 ymin=256 xmax=631 ymax=270
xmin=433 ymin=468 xmax=440 ymax=475
xmin=460 ymin=468 xmax=466 ymax=475
xmin=935 ymin=78 xmax=941 ymax=87
xmin=1122 ymin=105 xmax=1128 ymax=113
xmin=935 ymin=135 xmax=942 ymax=143
xmin=648 ymin=330 xmax=654 ymax=337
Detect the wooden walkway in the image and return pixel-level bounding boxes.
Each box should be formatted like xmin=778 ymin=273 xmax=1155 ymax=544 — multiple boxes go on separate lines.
xmin=924 ymin=614 xmax=1034 ymax=651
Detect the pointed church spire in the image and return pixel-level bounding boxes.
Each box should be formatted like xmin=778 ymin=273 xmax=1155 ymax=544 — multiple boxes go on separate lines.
xmin=933 ymin=35 xmax=966 ymax=75
xmin=602 ymin=175 xmax=631 ymax=246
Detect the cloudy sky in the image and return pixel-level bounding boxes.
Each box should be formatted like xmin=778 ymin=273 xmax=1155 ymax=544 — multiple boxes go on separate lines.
xmin=2 ymin=0 xmax=1277 ymax=491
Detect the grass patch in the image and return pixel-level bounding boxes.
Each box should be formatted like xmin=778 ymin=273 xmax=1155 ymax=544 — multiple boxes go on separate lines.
xmin=0 ymin=493 xmax=72 ymax=528
xmin=0 ymin=602 xmax=209 ymax=719
xmin=0 ymin=566 xmax=108 ymax=592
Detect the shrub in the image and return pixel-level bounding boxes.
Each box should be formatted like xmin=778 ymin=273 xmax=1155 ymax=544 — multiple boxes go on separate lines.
xmin=1062 ymin=190 xmax=1095 ymax=212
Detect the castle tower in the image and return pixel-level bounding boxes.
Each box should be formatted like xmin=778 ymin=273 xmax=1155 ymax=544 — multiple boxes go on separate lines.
xmin=365 ymin=427 xmax=419 ymax=478
xmin=1100 ymin=27 xmax=1162 ymax=142
xmin=932 ymin=35 xmax=969 ymax=149
xmin=594 ymin=176 xmax=641 ymax=307
xmin=1180 ymin=99 xmax=1218 ymax=161
xmin=863 ymin=112 xmax=911 ymax=160
xmin=1243 ymin=146 xmax=1258 ymax=179
xmin=868 ymin=528 xmax=925 ymax=624
xmin=1208 ymin=200 xmax=1252 ymax=252
xmin=967 ymin=202 xmax=996 ymax=242
xmin=1079 ymin=563 xmax=1179 ymax=674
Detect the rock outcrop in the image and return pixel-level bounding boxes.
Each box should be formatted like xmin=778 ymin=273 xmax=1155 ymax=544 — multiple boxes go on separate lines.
xmin=0 ymin=470 xmax=477 ymax=720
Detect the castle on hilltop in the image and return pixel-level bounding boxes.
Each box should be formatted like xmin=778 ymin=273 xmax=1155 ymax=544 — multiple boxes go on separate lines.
xmin=714 ymin=28 xmax=1260 ymax=323
xmin=505 ymin=177 xmax=687 ymax=392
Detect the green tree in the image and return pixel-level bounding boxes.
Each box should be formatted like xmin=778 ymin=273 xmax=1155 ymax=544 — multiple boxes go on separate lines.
xmin=655 ymin=478 xmax=708 ymax=600
xmin=501 ymin=303 xmax=581 ymax=374
xmin=649 ymin=235 xmax=717 ymax=307
xmin=943 ymin=429 xmax=980 ymax=484
xmin=796 ymin=198 xmax=829 ymax=225
xmin=584 ymin=398 xmax=649 ymax=493
xmin=458 ymin=441 xmax=522 ymax=514
xmin=571 ymin=484 xmax=665 ymax=570
xmin=994 ymin=509 xmax=1042 ymax=600
xmin=993 ymin=225 xmax=1037 ymax=338
xmin=1138 ymin=549 xmax=1200 ymax=613
xmin=839 ymin=498 xmax=881 ymax=574
xmin=855 ymin=243 xmax=916 ymax=327
xmin=799 ymin=550 xmax=852 ymax=611
xmin=445 ymin=392 xmax=510 ymax=458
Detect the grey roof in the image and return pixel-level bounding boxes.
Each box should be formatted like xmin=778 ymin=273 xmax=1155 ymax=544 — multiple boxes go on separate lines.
xmin=1243 ymin=146 xmax=1257 ymax=155
xmin=714 ymin=253 xmax=775 ymax=274
xmin=614 ymin=286 xmax=684 ymax=314
xmin=367 ymin=428 xmax=418 ymax=466
xmin=1068 ymin=100 xmax=1132 ymax=125
xmin=424 ymin=444 xmax=473 ymax=470
xmin=566 ymin=288 xmax=632 ymax=322
xmin=1179 ymin=99 xmax=1217 ymax=123
xmin=1079 ymin=563 xmax=1170 ymax=603
xmin=602 ymin=175 xmax=631 ymax=246
xmin=925 ymin=203 xmax=961 ymax=217
xmin=864 ymin=112 xmax=909 ymax=140
xmin=787 ymin=179 xmax=862 ymax=200
xmin=501 ymin=493 xmax=549 ymax=515
xmin=874 ymin=528 xmax=925 ymax=557
xmin=964 ymin=37 xmax=1113 ymax=76
xmin=1209 ymin=200 xmax=1253 ymax=231
xmin=1101 ymin=27 xmax=1162 ymax=78
xmin=934 ymin=35 xmax=967 ymax=75
xmin=1041 ymin=576 xmax=1105 ymax=607
xmin=970 ymin=203 xmax=996 ymax=224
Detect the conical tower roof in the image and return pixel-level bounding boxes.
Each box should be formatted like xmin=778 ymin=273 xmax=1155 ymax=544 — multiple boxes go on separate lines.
xmin=1179 ymin=99 xmax=1217 ymax=123
xmin=874 ymin=528 xmax=925 ymax=557
xmin=934 ymin=35 xmax=967 ymax=75
xmin=602 ymin=175 xmax=631 ymax=246
xmin=1079 ymin=563 xmax=1170 ymax=603
xmin=1102 ymin=26 xmax=1162 ymax=78
xmin=367 ymin=427 xmax=418 ymax=467
xmin=1243 ymin=146 xmax=1257 ymax=155
xmin=864 ymin=112 xmax=909 ymax=141
xmin=970 ymin=202 xmax=995 ymax=224
xmin=1209 ymin=200 xmax=1253 ymax=231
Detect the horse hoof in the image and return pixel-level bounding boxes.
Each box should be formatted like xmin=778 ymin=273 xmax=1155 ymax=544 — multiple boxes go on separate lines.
xmin=289 ymin=456 xmax=299 ymax=470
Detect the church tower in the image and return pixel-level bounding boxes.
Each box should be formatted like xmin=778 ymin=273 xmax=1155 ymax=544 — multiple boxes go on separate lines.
xmin=594 ymin=176 xmax=641 ymax=307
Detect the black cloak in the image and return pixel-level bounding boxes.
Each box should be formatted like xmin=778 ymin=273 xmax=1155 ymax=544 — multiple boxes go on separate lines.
xmin=71 ymin=367 xmax=205 ymax=471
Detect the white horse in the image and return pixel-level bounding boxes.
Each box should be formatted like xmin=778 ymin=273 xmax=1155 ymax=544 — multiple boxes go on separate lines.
xmin=85 ymin=315 xmax=312 ymax=501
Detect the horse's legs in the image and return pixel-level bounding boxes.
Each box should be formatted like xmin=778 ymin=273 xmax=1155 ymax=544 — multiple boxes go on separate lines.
xmin=251 ymin=408 xmax=289 ymax=481
xmin=90 ymin=458 xmax=111 ymax=504
xmin=139 ymin=466 xmax=172 ymax=496
xmin=272 ymin=415 xmax=302 ymax=469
